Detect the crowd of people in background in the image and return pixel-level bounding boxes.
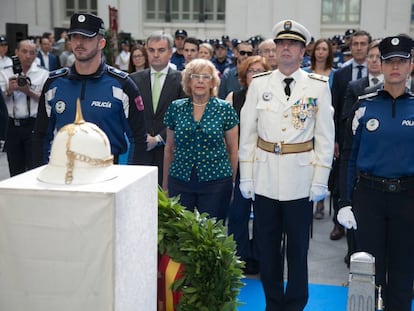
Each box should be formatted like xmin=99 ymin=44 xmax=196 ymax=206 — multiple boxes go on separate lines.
xmin=0 ymin=13 xmax=413 ymax=311
xmin=0 ymin=25 xmax=365 ymax=75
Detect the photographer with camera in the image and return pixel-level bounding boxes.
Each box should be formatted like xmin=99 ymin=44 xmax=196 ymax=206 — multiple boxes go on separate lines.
xmin=0 ymin=39 xmax=49 ymax=177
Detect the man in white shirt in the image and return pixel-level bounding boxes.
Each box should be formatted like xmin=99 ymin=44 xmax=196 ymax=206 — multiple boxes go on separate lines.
xmin=115 ymin=41 xmax=130 ymax=72
xmin=0 ymin=39 xmax=49 ymax=176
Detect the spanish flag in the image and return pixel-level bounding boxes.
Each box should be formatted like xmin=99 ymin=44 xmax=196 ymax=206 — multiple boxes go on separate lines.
xmin=158 ymin=253 xmax=184 ymax=311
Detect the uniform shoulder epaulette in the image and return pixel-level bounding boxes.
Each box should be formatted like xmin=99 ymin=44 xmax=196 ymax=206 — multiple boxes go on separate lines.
xmin=253 ymin=71 xmax=272 ymax=78
xmin=107 ymin=66 xmax=128 ymax=79
xmin=308 ymin=72 xmax=329 ymax=82
xmin=357 ymin=91 xmax=378 ymax=101
xmin=49 ymin=67 xmax=69 ymax=79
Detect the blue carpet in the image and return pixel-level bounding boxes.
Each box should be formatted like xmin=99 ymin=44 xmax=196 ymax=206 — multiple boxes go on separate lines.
xmin=237 ymin=278 xmax=414 ymax=310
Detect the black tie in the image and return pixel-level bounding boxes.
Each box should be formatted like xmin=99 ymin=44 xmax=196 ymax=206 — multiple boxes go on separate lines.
xmin=357 ymin=65 xmax=363 ymax=79
xmin=284 ymin=78 xmax=294 ymax=97
xmin=371 ymin=77 xmax=379 ymax=85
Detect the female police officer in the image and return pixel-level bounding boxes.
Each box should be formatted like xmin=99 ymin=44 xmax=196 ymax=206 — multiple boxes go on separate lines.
xmin=338 ymin=35 xmax=414 ymax=311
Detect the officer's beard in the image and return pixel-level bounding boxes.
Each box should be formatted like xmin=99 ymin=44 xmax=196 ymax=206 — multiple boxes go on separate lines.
xmin=74 ymin=44 xmax=100 ymax=63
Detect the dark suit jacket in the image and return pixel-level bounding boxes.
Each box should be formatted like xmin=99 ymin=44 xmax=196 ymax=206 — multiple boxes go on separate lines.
xmin=130 ymin=67 xmax=185 ymax=183
xmin=331 ymin=64 xmax=353 ymax=147
xmin=342 ymin=76 xmax=370 ymax=121
xmin=37 ymin=51 xmax=60 ymax=71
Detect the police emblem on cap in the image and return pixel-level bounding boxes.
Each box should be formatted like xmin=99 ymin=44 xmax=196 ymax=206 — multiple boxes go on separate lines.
xmin=379 ymin=35 xmax=413 ymax=60
xmin=284 ymin=21 xmax=292 ymax=31
xmin=391 ymin=38 xmax=399 ymax=46
xmin=78 ymin=15 xmax=86 ymax=23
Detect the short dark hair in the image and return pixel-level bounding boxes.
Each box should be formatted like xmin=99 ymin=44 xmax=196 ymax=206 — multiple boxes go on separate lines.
xmin=350 ymin=30 xmax=372 ymax=45
xmin=184 ymin=37 xmax=200 ymax=50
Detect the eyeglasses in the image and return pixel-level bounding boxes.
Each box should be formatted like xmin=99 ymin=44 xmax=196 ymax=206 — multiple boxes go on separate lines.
xmin=190 ymin=73 xmax=213 ymax=81
xmin=132 ymin=54 xmax=144 ymax=59
xmin=246 ymin=69 xmax=264 ymax=75
xmin=239 ymin=50 xmax=253 ymax=56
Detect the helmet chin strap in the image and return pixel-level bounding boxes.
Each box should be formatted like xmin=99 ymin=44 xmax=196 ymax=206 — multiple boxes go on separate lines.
xmin=61 ymin=98 xmax=113 ymax=184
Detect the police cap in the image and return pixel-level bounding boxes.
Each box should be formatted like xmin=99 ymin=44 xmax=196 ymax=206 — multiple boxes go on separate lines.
xmin=345 ymin=29 xmax=356 ymax=38
xmin=0 ymin=36 xmax=7 ymax=45
xmin=68 ymin=13 xmax=105 ymax=38
xmin=379 ymin=35 xmax=413 ymax=60
xmin=215 ymin=41 xmax=226 ymax=49
xmin=272 ymin=20 xmax=311 ymax=45
xmin=175 ymin=29 xmax=188 ymax=38
xmin=231 ymin=38 xmax=241 ymax=47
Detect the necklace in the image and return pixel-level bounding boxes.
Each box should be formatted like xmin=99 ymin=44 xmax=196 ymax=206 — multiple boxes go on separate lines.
xmin=192 ymin=101 xmax=208 ymax=107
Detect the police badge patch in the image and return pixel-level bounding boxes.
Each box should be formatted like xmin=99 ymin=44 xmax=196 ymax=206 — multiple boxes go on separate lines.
xmin=366 ymin=118 xmax=379 ymax=131
xmin=55 ymin=101 xmax=66 ymax=114
xmin=262 ymin=92 xmax=273 ymax=101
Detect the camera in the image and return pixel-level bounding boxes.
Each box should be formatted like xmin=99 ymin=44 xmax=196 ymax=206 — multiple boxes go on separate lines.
xmin=11 ymin=55 xmax=31 ymax=87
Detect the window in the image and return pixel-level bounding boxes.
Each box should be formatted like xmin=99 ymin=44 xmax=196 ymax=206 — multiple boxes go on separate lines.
xmin=321 ymin=0 xmax=360 ymax=24
xmin=65 ymin=0 xmax=98 ymax=18
xmin=146 ymin=0 xmax=225 ymax=23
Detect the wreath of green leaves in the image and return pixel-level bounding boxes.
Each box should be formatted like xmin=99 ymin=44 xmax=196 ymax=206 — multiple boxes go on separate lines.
xmin=158 ymin=188 xmax=245 ymax=311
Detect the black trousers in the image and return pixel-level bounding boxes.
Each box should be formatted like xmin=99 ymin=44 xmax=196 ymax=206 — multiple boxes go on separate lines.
xmin=254 ymin=194 xmax=312 ymax=311
xmin=353 ymin=180 xmax=414 ymax=311
xmin=142 ymin=145 xmax=164 ymax=185
xmin=168 ymin=167 xmax=232 ymax=221
xmin=6 ymin=118 xmax=35 ymax=177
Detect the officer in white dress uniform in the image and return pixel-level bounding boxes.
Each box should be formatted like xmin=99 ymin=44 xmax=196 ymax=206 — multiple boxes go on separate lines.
xmin=238 ymin=20 xmax=335 ymax=311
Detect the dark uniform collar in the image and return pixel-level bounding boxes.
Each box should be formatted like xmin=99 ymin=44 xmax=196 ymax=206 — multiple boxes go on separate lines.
xmin=377 ymin=87 xmax=413 ymax=100
xmin=68 ymin=59 xmax=107 ymax=79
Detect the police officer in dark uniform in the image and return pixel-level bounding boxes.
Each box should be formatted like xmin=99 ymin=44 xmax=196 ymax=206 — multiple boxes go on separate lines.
xmin=33 ymin=13 xmax=147 ymax=167
xmin=170 ymin=29 xmax=187 ymax=71
xmin=338 ymin=35 xmax=414 ymax=311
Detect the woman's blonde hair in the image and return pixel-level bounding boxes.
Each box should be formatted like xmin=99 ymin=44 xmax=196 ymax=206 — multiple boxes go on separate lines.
xmin=181 ymin=58 xmax=220 ymax=97
xmin=199 ymin=42 xmax=214 ymax=58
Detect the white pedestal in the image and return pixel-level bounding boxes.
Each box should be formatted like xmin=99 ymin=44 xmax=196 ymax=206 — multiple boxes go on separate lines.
xmin=0 ymin=165 xmax=158 ymax=311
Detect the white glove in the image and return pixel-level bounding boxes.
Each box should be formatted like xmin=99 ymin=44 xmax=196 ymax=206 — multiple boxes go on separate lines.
xmin=309 ymin=183 xmax=328 ymax=202
xmin=239 ymin=179 xmax=254 ymax=200
xmin=337 ymin=206 xmax=357 ymax=229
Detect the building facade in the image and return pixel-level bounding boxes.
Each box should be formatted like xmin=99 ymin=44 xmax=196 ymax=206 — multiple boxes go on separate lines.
xmin=0 ymin=0 xmax=413 ymax=43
